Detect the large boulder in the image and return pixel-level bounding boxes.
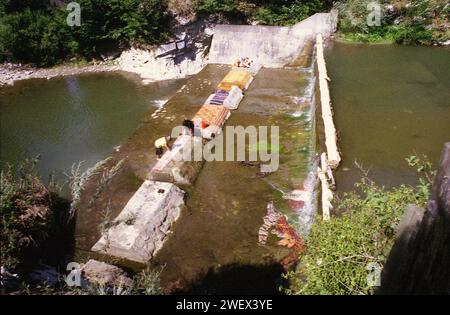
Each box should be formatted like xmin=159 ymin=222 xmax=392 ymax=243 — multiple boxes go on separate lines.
xmin=81 ymin=259 xmax=133 ymax=289
xmin=91 ymin=181 xmax=185 ymax=263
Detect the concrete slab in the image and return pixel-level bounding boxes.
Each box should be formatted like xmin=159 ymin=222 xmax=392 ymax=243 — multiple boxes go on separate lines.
xmin=91 ymin=181 xmax=186 ymax=263
xmin=149 ymin=135 xmax=204 ymax=185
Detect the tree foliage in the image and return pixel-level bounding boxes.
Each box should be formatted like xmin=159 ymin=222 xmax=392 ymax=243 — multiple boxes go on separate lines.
xmin=335 ymin=0 xmax=448 ymax=44
xmin=0 ymin=7 xmax=73 ymax=66
xmin=197 ymin=0 xmax=332 ymax=25
xmin=0 ymin=158 xmax=69 ymax=272
xmin=73 ymin=0 xmax=171 ymax=56
xmin=0 ymin=0 xmax=172 ymax=66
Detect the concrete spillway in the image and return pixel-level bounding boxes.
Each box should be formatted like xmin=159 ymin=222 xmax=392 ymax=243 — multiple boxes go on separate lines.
xmin=209 ymin=12 xmax=338 ymax=67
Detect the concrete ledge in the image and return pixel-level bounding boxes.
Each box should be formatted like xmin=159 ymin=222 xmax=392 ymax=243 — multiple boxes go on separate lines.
xmin=91 ymin=180 xmax=186 ymax=263
xmin=149 ymin=135 xmax=205 ymax=185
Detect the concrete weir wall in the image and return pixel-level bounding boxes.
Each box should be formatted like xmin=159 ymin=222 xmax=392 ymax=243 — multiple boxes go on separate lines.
xmin=209 ymin=11 xmax=338 ymax=67
xmin=92 ymin=181 xmax=185 ymax=263
xmin=87 ymin=12 xmax=339 ymax=265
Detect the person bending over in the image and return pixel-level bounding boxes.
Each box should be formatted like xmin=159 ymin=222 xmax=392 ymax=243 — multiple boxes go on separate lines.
xmin=154 ymin=136 xmax=171 ymax=159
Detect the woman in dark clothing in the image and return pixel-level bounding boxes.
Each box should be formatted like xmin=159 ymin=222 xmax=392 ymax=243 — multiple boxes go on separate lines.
xmin=182 ymin=119 xmax=195 ymax=136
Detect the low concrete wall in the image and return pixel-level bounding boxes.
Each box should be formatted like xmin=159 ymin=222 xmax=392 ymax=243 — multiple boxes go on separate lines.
xmin=149 ymin=135 xmax=205 ymax=185
xmin=91 ymin=180 xmax=185 ymax=264
xmin=208 ymin=11 xmax=338 ymax=67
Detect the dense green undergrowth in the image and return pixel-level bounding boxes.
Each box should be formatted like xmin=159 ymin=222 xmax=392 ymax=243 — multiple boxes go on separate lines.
xmin=197 ymin=0 xmax=331 ymax=25
xmin=0 ymin=0 xmax=172 ymax=66
xmin=0 ymin=157 xmax=164 ymax=295
xmin=0 ymin=157 xmax=71 ymax=273
xmin=285 ymin=157 xmax=435 ymax=295
xmin=335 ymin=0 xmax=449 ymax=44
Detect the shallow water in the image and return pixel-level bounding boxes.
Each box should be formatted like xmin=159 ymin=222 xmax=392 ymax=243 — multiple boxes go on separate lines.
xmin=0 ymin=72 xmax=186 ymax=182
xmin=0 ymin=63 xmax=315 ymax=293
xmin=152 ymin=67 xmax=315 ymax=293
xmin=66 ymin=65 xmax=316 ymax=294
xmin=325 ymin=42 xmax=450 ymax=193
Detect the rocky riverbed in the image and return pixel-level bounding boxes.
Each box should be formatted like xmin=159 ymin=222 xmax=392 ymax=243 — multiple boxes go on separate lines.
xmin=1 ymin=21 xmax=213 ymax=87
xmin=0 ymin=62 xmax=119 ymax=87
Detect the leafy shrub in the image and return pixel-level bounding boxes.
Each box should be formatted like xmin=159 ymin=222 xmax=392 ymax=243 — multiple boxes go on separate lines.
xmin=387 ymin=24 xmax=434 ymax=44
xmin=197 ymin=0 xmax=331 ymax=25
xmin=0 ymin=0 xmax=172 ymax=66
xmin=335 ymin=0 xmax=448 ymax=44
xmin=285 ymin=169 xmax=430 ymax=295
xmin=0 ymin=8 xmax=73 ymax=66
xmin=73 ymin=0 xmax=172 ymax=56
xmin=197 ymin=0 xmax=238 ymax=14
xmin=0 ymin=158 xmax=68 ymax=271
xmin=253 ymin=0 xmax=327 ymax=26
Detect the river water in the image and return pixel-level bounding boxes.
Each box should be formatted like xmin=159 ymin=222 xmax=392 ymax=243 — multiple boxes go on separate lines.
xmin=1 ymin=64 xmax=316 ymax=293
xmin=0 ymin=72 xmax=186 ymax=183
xmin=325 ymin=42 xmax=450 ymax=194
xmin=67 ymin=64 xmax=316 ymax=294
xmin=150 ymin=65 xmax=316 ymax=293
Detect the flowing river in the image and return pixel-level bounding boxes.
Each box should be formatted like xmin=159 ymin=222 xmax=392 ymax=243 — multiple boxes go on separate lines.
xmin=0 ymin=72 xmax=186 ymax=184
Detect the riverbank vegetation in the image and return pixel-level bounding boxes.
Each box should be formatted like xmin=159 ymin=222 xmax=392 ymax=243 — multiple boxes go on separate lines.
xmin=196 ymin=0 xmax=332 ymax=25
xmin=335 ymin=0 xmax=449 ymax=44
xmin=0 ymin=0 xmax=171 ymax=66
xmin=0 ymin=158 xmax=165 ymax=295
xmin=1 ymin=1 xmax=447 ymax=67
xmin=285 ymin=157 xmax=435 ymax=295
xmin=14 ymin=266 xmax=164 ymax=295
xmin=0 ymin=157 xmax=72 ymax=275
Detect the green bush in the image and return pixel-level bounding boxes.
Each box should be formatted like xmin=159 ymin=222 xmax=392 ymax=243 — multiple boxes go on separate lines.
xmin=253 ymin=0 xmax=326 ymax=26
xmin=0 ymin=0 xmax=172 ymax=66
xmin=0 ymin=158 xmax=66 ymax=271
xmin=285 ymin=178 xmax=429 ymax=295
xmin=73 ymin=0 xmax=171 ymax=56
xmin=197 ymin=0 xmax=331 ymax=25
xmin=0 ymin=8 xmax=73 ymax=66
xmin=387 ymin=24 xmax=434 ymax=44
xmin=335 ymin=0 xmax=448 ymax=44
xmin=197 ymin=0 xmax=238 ymax=14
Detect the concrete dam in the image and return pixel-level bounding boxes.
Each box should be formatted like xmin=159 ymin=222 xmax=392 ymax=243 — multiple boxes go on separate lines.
xmin=74 ymin=11 xmax=339 ymax=292
xmin=209 ymin=12 xmax=338 ymax=67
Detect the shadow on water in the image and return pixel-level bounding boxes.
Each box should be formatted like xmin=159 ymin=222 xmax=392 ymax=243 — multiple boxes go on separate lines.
xmin=171 ymin=262 xmax=287 ymax=295
xmin=44 ymin=197 xmax=77 ymax=269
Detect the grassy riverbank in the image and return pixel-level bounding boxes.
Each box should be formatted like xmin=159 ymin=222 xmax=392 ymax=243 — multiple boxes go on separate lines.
xmin=0 ymin=158 xmax=72 ymax=274
xmin=285 ymin=157 xmax=435 ymax=295
xmin=335 ymin=0 xmax=449 ymax=45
